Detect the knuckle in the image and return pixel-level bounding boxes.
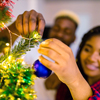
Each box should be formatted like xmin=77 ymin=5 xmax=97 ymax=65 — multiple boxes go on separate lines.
xmin=48 ymin=50 xmax=52 ymax=55
xmin=38 ymin=29 xmax=44 ymax=34
xmin=23 ymin=11 xmax=29 ymax=19
xmin=30 ymin=10 xmax=37 ymax=17
xmin=48 ymin=62 xmax=53 ymax=68
xmin=23 ymin=21 xmax=28 ymax=24
xmin=17 ymin=22 xmax=21 ymax=27
xmin=29 ymin=18 xmax=36 ymax=23
xmin=67 ymin=48 xmax=73 ymax=59
xmin=16 ymin=15 xmax=22 ymax=23
xmin=23 ymin=11 xmax=28 ymax=15
xmin=48 ymin=41 xmax=53 ymax=46
xmin=52 ymin=38 xmax=58 ymax=42
xmin=48 ymin=40 xmax=56 ymax=48
xmin=48 ymin=50 xmax=57 ymax=59
xmin=17 ymin=15 xmax=22 ymax=19
xmin=30 ymin=9 xmax=37 ymax=14
xmin=38 ymin=13 xmax=45 ymax=23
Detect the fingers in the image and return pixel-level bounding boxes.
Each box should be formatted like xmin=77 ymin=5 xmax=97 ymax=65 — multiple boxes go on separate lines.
xmin=39 ymin=38 xmax=72 ymax=59
xmin=39 ymin=55 xmax=59 ymax=72
xmin=38 ymin=46 xmax=64 ymax=64
xmin=23 ymin=11 xmax=30 ymax=35
xmin=37 ymin=13 xmax=45 ymax=36
xmin=29 ymin=10 xmax=37 ymax=34
xmin=15 ymin=14 xmax=23 ymax=34
xmin=40 ymin=38 xmax=71 ymax=53
xmin=15 ymin=9 xmax=45 ymax=37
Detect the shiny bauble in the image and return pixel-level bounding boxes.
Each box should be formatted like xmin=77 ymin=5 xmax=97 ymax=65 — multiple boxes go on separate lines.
xmin=33 ymin=59 xmax=52 ymax=78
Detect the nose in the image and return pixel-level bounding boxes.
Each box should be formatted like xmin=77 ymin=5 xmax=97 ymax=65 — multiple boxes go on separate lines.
xmin=57 ymin=31 xmax=64 ymax=38
xmin=88 ymin=52 xmax=99 ymax=62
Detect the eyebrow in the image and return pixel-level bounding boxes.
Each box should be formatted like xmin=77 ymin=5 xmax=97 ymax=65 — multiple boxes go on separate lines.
xmin=85 ymin=43 xmax=100 ymax=51
xmin=85 ymin=44 xmax=92 ymax=48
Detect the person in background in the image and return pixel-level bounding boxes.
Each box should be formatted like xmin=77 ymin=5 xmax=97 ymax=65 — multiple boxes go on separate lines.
xmin=38 ymin=26 xmax=100 ymax=100
xmin=0 ymin=9 xmax=80 ymax=100
xmin=42 ymin=26 xmax=51 ymax=39
xmin=44 ymin=9 xmax=80 ymax=99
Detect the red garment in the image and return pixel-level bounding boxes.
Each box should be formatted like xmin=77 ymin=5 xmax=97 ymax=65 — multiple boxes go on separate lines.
xmin=88 ymin=80 xmax=100 ymax=100
xmin=56 ymin=82 xmax=72 ymax=100
xmin=56 ymin=80 xmax=100 ymax=100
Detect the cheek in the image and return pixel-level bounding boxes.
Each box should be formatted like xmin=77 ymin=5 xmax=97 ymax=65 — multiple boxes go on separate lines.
xmin=64 ymin=35 xmax=75 ymax=43
xmin=49 ymin=31 xmax=56 ymax=37
xmin=80 ymin=51 xmax=87 ymax=65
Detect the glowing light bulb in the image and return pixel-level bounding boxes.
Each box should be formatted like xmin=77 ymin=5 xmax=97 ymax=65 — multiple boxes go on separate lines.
xmin=22 ymin=61 xmax=25 ymax=65
xmin=34 ymin=34 xmax=37 ymax=38
xmin=8 ymin=55 xmax=12 ymax=60
xmin=5 ymin=43 xmax=10 ymax=46
xmin=4 ymin=66 xmax=7 ymax=68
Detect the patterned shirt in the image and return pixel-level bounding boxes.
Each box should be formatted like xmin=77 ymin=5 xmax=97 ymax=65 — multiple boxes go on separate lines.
xmin=56 ymin=80 xmax=100 ymax=100
xmin=88 ymin=80 xmax=100 ymax=100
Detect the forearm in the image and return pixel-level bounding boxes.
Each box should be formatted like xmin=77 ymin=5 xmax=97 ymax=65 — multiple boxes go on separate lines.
xmin=67 ymin=72 xmax=93 ymax=100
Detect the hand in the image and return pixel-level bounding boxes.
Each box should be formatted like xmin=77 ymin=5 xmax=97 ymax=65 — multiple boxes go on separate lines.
xmin=45 ymin=73 xmax=61 ymax=90
xmin=15 ymin=9 xmax=45 ymax=37
xmin=38 ymin=38 xmax=92 ymax=100
xmin=3 ymin=9 xmax=45 ymax=44
xmin=38 ymin=38 xmax=81 ymax=85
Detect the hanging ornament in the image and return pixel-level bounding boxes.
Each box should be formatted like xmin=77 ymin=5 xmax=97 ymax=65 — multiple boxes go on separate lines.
xmin=33 ymin=59 xmax=52 ymax=78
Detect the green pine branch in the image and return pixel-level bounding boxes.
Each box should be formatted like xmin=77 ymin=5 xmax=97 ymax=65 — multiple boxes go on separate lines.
xmin=0 ymin=31 xmax=42 ymax=63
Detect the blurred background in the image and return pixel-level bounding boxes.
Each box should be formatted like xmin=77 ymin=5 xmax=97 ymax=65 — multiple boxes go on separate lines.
xmin=9 ymin=0 xmax=100 ymax=57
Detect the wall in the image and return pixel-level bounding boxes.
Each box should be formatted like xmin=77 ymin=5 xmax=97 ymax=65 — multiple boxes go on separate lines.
xmin=9 ymin=0 xmax=100 ymax=57
xmin=39 ymin=0 xmax=100 ymax=57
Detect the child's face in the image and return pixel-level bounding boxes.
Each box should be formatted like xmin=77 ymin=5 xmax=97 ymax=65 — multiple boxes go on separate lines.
xmin=80 ymin=35 xmax=100 ymax=79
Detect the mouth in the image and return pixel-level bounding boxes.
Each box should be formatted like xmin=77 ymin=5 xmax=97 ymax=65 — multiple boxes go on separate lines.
xmin=86 ymin=64 xmax=99 ymax=70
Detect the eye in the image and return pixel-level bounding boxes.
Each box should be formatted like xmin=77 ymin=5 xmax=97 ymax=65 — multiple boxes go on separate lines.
xmin=52 ymin=26 xmax=59 ymax=32
xmin=99 ymin=52 xmax=100 ymax=56
xmin=64 ymin=29 xmax=71 ymax=35
xmin=84 ymin=47 xmax=91 ymax=52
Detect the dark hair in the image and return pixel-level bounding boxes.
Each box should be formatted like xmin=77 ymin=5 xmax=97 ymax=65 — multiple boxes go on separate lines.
xmin=76 ymin=26 xmax=100 ymax=80
xmin=42 ymin=26 xmax=51 ymax=39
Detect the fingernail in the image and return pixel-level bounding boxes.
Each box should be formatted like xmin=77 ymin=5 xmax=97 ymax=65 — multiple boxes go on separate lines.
xmin=38 ymin=56 xmax=41 ymax=62
xmin=41 ymin=41 xmax=47 ymax=45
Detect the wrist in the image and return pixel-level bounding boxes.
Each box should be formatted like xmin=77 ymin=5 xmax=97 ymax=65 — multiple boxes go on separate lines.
xmin=66 ymin=72 xmax=93 ymax=100
xmin=67 ymin=70 xmax=83 ymax=88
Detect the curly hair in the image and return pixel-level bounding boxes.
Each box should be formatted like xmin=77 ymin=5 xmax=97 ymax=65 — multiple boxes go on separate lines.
xmin=76 ymin=26 xmax=100 ymax=80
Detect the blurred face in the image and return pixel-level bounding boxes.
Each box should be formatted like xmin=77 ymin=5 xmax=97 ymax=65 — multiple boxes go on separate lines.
xmin=80 ymin=36 xmax=100 ymax=79
xmin=48 ymin=18 xmax=76 ymax=46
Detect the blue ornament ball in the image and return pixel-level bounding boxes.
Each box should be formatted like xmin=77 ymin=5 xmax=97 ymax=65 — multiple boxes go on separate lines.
xmin=33 ymin=59 xmax=52 ymax=78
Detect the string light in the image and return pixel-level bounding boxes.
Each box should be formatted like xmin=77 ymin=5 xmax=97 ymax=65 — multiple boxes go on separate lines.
xmin=5 ymin=42 xmax=10 ymax=46
xmin=0 ymin=23 xmax=42 ymax=100
xmin=0 ymin=1 xmax=42 ymax=99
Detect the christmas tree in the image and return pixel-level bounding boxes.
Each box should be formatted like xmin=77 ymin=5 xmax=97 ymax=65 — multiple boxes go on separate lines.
xmin=0 ymin=0 xmax=42 ymax=99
